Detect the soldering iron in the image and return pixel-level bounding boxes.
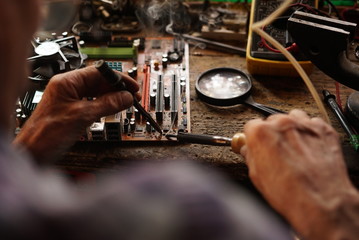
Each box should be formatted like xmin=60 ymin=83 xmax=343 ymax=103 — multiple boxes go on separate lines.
xmin=166 ymin=132 xmax=246 ymax=154
xmin=95 ymin=60 xmax=163 ymax=135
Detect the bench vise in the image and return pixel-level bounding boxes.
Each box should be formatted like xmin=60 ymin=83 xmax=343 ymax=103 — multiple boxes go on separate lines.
xmin=287 ymin=11 xmax=359 ymax=90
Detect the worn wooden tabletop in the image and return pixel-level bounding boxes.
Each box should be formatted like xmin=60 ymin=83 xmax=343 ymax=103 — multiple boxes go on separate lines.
xmin=56 ymin=48 xmax=359 ymax=187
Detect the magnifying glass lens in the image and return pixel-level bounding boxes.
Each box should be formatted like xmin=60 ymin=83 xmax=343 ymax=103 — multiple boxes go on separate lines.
xmin=196 ymin=68 xmax=253 ymax=106
xmin=196 ymin=68 xmax=284 ymax=114
xmin=198 ymin=72 xmax=251 ymax=99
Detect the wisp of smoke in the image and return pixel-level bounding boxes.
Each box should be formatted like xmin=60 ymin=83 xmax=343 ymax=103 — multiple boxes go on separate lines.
xmin=134 ymin=0 xmax=196 ymax=35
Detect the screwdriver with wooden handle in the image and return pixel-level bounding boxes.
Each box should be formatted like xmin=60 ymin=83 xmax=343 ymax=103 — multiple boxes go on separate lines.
xmin=165 ymin=132 xmax=246 ymax=154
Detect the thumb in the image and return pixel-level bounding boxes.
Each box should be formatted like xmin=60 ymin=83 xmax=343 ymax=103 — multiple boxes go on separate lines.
xmin=85 ymin=91 xmax=134 ymax=120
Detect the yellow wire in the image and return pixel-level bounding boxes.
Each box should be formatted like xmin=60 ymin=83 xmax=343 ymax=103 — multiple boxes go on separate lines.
xmin=251 ymin=0 xmax=330 ymax=124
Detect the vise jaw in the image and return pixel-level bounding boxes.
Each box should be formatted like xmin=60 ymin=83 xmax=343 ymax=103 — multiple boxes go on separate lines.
xmin=288 ymin=11 xmax=359 ymax=90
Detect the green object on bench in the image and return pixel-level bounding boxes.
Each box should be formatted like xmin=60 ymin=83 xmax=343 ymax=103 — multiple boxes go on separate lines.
xmin=80 ymin=47 xmax=135 ymax=59
xmin=190 ymin=0 xmax=355 ymax=5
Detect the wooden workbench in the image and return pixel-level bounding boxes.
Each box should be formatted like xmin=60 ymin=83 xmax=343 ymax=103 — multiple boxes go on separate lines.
xmin=56 ymin=48 xmax=359 ymax=188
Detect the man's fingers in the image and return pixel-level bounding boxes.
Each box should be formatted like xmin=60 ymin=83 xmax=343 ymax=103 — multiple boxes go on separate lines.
xmin=243 ymin=118 xmax=265 ymax=132
xmin=83 ymin=91 xmax=134 ymax=121
xmin=240 ymin=145 xmax=247 ymax=157
xmin=289 ymin=109 xmax=311 ymax=120
xmin=52 ymin=66 xmax=140 ymax=98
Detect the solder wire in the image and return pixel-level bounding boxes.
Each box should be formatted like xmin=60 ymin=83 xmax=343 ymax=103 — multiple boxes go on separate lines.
xmin=251 ymin=0 xmax=330 ymax=123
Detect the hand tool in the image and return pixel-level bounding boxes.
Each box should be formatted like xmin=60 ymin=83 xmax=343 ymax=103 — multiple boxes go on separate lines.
xmin=165 ymin=132 xmax=246 ymax=154
xmin=323 ymin=89 xmax=359 ymax=151
xmin=95 ymin=60 xmax=163 ymax=135
xmin=345 ymin=91 xmax=359 ymax=133
xmin=178 ymin=33 xmax=246 ymax=56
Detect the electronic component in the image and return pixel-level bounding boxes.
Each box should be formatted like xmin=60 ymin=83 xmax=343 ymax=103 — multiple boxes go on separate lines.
xmin=28 ymin=36 xmax=86 ymax=82
xmin=171 ymin=74 xmax=178 ymax=123
xmin=151 ymin=39 xmax=162 ymax=49
xmin=130 ymin=120 xmax=136 ymax=132
xmin=79 ymin=31 xmax=112 ymax=44
xmin=20 ymin=36 xmax=85 ymax=122
xmin=126 ymin=107 xmax=133 ymax=119
xmin=110 ymin=37 xmax=145 ymax=51
xmin=105 ymin=113 xmax=122 ymax=141
xmin=246 ymin=0 xmax=318 ymax=77
xmin=164 ymin=94 xmax=170 ymax=110
xmin=150 ymin=93 xmax=156 ymax=108
xmin=106 ymin=61 xmax=122 ymax=72
xmin=155 ymin=74 xmax=164 ymax=122
xmin=88 ymin=121 xmax=106 ymax=141
xmin=123 ymin=118 xmax=130 ymax=133
xmin=80 ymin=47 xmax=135 ymax=59
xmin=162 ymin=58 xmax=168 ymax=68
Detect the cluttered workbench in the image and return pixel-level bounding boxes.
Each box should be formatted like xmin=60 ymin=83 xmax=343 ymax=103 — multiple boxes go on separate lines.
xmin=20 ymin=0 xmax=359 ymax=186
xmin=55 ymin=47 xmax=359 ymax=187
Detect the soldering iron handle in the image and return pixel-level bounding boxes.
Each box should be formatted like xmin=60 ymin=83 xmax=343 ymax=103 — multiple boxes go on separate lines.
xmin=95 ymin=60 xmax=127 ymax=90
xmin=176 ymin=132 xmax=232 ymax=146
xmin=231 ymin=133 xmax=246 ymax=154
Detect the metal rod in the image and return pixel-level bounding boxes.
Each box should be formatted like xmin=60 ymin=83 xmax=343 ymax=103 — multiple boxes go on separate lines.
xmin=179 ymin=34 xmax=246 ymax=56
xmin=166 ymin=132 xmax=232 ymax=146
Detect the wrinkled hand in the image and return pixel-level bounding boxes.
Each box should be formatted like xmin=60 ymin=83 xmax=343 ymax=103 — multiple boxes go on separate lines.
xmin=241 ymin=109 xmax=359 ymax=240
xmin=14 ymin=66 xmax=139 ymax=163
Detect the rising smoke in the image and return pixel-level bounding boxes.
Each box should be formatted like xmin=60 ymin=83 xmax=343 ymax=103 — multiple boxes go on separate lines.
xmin=134 ymin=0 xmax=200 ymax=34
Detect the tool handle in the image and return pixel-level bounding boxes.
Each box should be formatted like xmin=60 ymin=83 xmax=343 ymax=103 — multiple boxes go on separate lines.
xmin=243 ymin=96 xmax=285 ymax=116
xmin=176 ymin=132 xmax=232 ymax=146
xmin=231 ymin=133 xmax=246 ymax=154
xmin=323 ymin=90 xmax=359 ymax=151
xmin=95 ymin=60 xmax=126 ymax=90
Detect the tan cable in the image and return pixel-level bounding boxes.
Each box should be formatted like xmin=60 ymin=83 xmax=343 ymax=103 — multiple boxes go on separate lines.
xmin=251 ymin=0 xmax=330 ymax=123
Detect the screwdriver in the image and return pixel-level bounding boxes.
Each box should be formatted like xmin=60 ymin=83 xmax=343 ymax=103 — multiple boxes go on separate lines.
xmin=95 ymin=60 xmax=163 ymax=135
xmin=165 ymin=132 xmax=246 ymax=154
xmin=323 ymin=89 xmax=359 ymax=151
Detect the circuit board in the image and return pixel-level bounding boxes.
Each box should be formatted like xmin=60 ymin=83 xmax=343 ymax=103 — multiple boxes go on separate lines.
xmin=85 ymin=37 xmax=191 ymax=142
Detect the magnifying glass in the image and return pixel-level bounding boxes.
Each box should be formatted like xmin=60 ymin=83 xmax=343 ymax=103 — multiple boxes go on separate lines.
xmin=195 ymin=68 xmax=285 ymax=116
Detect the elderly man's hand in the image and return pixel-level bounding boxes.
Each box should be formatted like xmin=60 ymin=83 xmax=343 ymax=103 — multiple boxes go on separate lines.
xmin=14 ymin=66 xmax=139 ymax=163
xmin=241 ymin=109 xmax=359 ymax=240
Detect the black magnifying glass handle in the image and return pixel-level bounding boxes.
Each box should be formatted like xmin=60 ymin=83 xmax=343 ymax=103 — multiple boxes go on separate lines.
xmin=243 ymin=96 xmax=285 ymax=116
